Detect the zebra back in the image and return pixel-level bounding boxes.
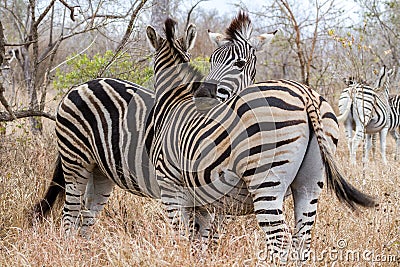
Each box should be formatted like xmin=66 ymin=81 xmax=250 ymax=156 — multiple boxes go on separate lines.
xmin=56 ymin=78 xmax=159 ymax=197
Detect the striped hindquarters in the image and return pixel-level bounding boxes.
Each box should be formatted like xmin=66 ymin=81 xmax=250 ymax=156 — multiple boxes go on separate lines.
xmin=56 ymin=78 xmax=147 ymax=194
xmin=389 ymin=94 xmax=400 ymax=130
xmin=339 ymin=84 xmax=389 ymax=130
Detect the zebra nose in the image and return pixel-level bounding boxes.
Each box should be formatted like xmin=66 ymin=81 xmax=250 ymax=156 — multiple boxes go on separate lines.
xmin=194 ymin=80 xmax=218 ymax=99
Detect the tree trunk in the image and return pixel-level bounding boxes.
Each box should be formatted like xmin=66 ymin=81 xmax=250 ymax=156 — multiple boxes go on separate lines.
xmin=0 ymin=20 xmax=4 ymax=65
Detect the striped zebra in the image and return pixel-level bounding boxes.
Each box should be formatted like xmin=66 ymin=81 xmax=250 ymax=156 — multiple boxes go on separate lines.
xmin=338 ymin=66 xmax=393 ymax=164
xmin=195 ymin=12 xmax=338 ymax=155
xmin=33 ymin=78 xmax=161 ymax=236
xmin=191 ymin=11 xmax=357 ymax=261
xmin=146 ymin=16 xmax=375 ymax=265
xmin=33 ymin=20 xmax=233 ymax=237
xmin=371 ymin=94 xmax=400 ymax=160
xmin=388 ymin=94 xmax=400 ymax=159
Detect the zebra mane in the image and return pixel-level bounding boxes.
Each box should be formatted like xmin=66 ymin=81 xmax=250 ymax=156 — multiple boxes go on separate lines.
xmin=162 ymin=18 xmax=204 ymax=95
xmin=164 ymin=18 xmax=178 ymax=44
xmin=225 ymin=11 xmax=252 ymax=41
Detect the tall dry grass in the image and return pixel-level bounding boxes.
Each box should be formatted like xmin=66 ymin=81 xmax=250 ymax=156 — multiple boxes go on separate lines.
xmin=0 ymin=119 xmax=399 ymax=266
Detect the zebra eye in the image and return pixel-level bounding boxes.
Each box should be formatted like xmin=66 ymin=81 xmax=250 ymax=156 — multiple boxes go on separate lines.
xmin=233 ymin=59 xmax=246 ymax=69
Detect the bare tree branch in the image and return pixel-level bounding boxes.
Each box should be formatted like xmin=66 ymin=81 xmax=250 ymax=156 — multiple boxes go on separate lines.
xmin=305 ymin=0 xmax=320 ymax=85
xmin=58 ymin=0 xmax=77 ymax=21
xmin=0 ymin=19 xmax=4 ymax=66
xmin=185 ymin=0 xmax=208 ymax=30
xmin=0 ymin=20 xmax=16 ymax=120
xmin=33 ymin=0 xmax=56 ymax=28
xmin=278 ymin=0 xmax=307 ymax=84
xmin=97 ymin=0 xmax=148 ymax=77
xmin=0 ymin=84 xmax=16 ymax=120
xmin=0 ymin=109 xmax=55 ymax=121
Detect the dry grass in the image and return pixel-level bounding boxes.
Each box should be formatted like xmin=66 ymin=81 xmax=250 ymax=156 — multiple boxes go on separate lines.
xmin=0 ymin=120 xmax=399 ymax=266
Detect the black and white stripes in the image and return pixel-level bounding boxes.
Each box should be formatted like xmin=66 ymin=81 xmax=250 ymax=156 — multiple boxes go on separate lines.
xmin=147 ymin=16 xmax=375 ymax=265
xmin=34 ymin=78 xmax=161 ymax=235
xmin=338 ymin=66 xmax=393 ymax=164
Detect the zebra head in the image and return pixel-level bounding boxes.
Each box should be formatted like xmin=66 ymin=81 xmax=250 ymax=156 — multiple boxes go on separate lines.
xmin=194 ymin=11 xmax=276 ymax=102
xmin=375 ymin=66 xmax=394 ymax=97
xmin=146 ymin=18 xmax=197 ymax=85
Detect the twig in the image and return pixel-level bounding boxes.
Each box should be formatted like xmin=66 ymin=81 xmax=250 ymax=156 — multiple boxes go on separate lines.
xmin=97 ymin=0 xmax=148 ymax=77
xmin=49 ymin=35 xmax=98 ymax=73
xmin=185 ymin=0 xmax=208 ymax=30
xmin=0 ymin=83 xmax=16 ymax=120
xmin=58 ymin=0 xmax=77 ymax=21
xmin=0 ymin=109 xmax=55 ymax=122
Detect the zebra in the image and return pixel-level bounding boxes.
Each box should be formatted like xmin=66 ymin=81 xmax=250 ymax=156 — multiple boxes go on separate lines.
xmin=32 ymin=21 xmax=236 ymax=237
xmin=146 ymin=16 xmax=375 ymax=265
xmin=388 ymin=94 xmax=400 ymax=159
xmin=346 ymin=78 xmax=400 ymax=162
xmin=338 ymin=66 xmax=394 ymax=164
xmin=191 ymin=10 xmax=359 ymax=260
xmin=33 ymin=77 xmax=162 ymax=236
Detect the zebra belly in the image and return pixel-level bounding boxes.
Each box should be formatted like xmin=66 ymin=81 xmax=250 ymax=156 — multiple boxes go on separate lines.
xmin=57 ymin=78 xmax=160 ymax=199
xmin=200 ymin=171 xmax=254 ymax=215
xmin=365 ymin=119 xmax=386 ymax=133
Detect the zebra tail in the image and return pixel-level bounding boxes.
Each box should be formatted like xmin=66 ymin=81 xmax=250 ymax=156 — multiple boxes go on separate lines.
xmin=305 ymin=92 xmax=376 ymax=210
xmin=336 ymin=97 xmax=351 ymax=122
xmin=321 ymin=149 xmax=376 ymax=210
xmin=32 ymin=155 xmax=65 ymax=220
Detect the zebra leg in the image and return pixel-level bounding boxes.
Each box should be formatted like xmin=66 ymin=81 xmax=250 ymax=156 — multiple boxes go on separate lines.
xmin=379 ymin=127 xmax=389 ymax=165
xmin=391 ymin=128 xmax=400 ymax=160
xmin=371 ymin=133 xmax=378 ymax=158
xmin=291 ymin=134 xmax=323 ymax=262
xmin=158 ymin=178 xmax=193 ymax=238
xmin=249 ymin=176 xmax=292 ymax=264
xmin=80 ymin=167 xmax=114 ymax=237
xmin=62 ymin=161 xmax=93 ymax=235
xmin=193 ymin=208 xmax=224 ymax=244
xmin=343 ymin=118 xmax=354 ymax=161
xmin=351 ymin=125 xmax=365 ymax=164
xmin=363 ymin=134 xmax=372 ymax=163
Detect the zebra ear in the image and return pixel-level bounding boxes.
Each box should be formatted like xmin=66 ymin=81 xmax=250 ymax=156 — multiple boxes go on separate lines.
xmin=207 ymin=30 xmax=228 ymax=47
xmin=249 ymin=30 xmax=278 ymax=51
xmin=185 ymin=23 xmax=197 ymax=51
xmin=146 ymin=25 xmax=162 ymax=52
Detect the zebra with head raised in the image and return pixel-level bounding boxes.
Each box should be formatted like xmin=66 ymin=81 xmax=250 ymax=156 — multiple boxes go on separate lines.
xmin=338 ymin=66 xmax=394 ymax=164
xmin=195 ymin=12 xmax=339 ymax=157
xmin=32 ymin=17 xmax=254 ymax=237
xmin=146 ymin=16 xmax=375 ymax=265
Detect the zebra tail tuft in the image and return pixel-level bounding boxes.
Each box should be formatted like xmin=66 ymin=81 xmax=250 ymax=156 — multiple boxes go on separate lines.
xmin=322 ymin=148 xmax=377 ymax=210
xmin=32 ymin=155 xmax=65 ymax=220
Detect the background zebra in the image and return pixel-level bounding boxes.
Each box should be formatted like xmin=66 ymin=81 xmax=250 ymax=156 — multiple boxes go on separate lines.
xmin=147 ymin=16 xmax=375 ymax=265
xmin=388 ymin=94 xmax=400 ymax=159
xmin=338 ymin=66 xmax=393 ymax=164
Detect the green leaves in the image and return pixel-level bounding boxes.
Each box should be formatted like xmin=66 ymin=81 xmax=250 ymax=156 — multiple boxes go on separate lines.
xmin=53 ymin=51 xmax=154 ymax=94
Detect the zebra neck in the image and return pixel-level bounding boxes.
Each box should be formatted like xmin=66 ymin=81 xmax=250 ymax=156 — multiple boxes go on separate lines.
xmin=154 ymin=62 xmax=203 ymax=100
